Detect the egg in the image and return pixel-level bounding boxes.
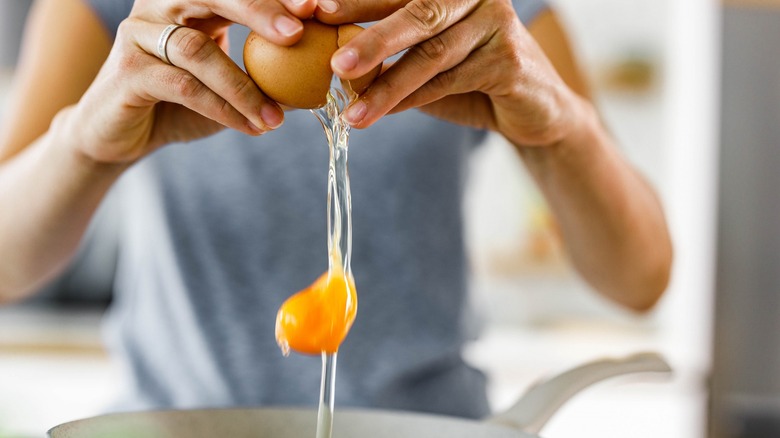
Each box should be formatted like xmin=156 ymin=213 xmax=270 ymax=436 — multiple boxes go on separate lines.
xmin=275 ymin=270 xmax=358 ymax=355
xmin=244 ymin=20 xmax=382 ymax=109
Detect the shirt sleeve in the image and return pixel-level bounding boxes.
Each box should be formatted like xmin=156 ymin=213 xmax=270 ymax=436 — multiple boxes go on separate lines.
xmin=513 ymin=0 xmax=549 ymax=24
xmin=83 ymin=0 xmax=134 ymax=40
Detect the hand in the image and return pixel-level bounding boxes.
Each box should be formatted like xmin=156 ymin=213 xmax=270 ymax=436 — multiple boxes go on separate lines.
xmin=316 ymin=0 xmax=581 ymax=147
xmin=72 ymin=0 xmax=321 ymax=164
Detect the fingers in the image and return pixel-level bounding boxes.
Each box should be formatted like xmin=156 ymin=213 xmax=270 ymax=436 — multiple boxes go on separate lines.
xmin=392 ymin=67 xmax=477 ymax=114
xmin=229 ymin=0 xmax=315 ymax=43
xmin=137 ymin=0 xmax=317 ymax=46
xmin=314 ymin=0 xmax=408 ymax=24
xmin=342 ymin=13 xmax=493 ymax=127
xmin=139 ymin=62 xmax=263 ymax=136
xmin=121 ymin=19 xmax=283 ymax=133
xmin=329 ymin=0 xmax=479 ymax=80
xmin=391 ymin=39 xmax=502 ymax=113
xmin=402 ymin=92 xmax=497 ymax=130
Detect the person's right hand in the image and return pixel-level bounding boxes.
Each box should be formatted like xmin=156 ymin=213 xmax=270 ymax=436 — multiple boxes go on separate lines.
xmin=69 ymin=0 xmax=320 ymax=165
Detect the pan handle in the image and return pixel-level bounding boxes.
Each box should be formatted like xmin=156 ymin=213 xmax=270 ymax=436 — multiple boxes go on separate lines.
xmin=486 ymin=352 xmax=672 ymax=434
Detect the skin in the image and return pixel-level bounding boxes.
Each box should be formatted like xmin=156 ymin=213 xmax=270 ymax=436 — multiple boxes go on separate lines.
xmin=0 ymin=0 xmax=672 ymax=311
xmin=319 ymin=0 xmax=673 ymax=310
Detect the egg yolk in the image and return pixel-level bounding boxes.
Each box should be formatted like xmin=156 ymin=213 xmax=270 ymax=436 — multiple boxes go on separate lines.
xmin=275 ymin=270 xmax=357 ymax=355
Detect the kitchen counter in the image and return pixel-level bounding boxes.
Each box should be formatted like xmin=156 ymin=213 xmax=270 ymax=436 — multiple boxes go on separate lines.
xmin=464 ymin=323 xmax=707 ymax=437
xmin=0 ymin=306 xmax=705 ymax=437
xmin=0 ymin=306 xmax=120 ymax=438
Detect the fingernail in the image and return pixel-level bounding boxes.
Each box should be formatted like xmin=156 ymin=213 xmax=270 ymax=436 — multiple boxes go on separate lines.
xmin=343 ymin=100 xmax=367 ymax=125
xmin=292 ymin=0 xmax=308 ymax=5
xmin=274 ymin=15 xmax=302 ymax=38
xmin=332 ymin=49 xmax=359 ymax=74
xmin=261 ymin=105 xmax=284 ymax=129
xmin=247 ymin=121 xmax=265 ymax=134
xmin=318 ymin=0 xmax=339 ymax=13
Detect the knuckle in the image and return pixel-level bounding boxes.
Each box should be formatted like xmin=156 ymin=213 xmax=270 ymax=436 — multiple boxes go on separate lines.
xmin=174 ymin=30 xmax=215 ymax=64
xmin=507 ymin=50 xmax=525 ymax=75
xmin=493 ymin=42 xmax=523 ymax=76
xmin=488 ymin=0 xmax=513 ymax=14
xmin=115 ymin=19 xmax=134 ymax=43
xmin=233 ymin=76 xmax=259 ymax=100
xmin=366 ymin=26 xmax=393 ymax=54
xmin=431 ymin=68 xmax=455 ymax=89
xmin=116 ymin=50 xmax=145 ymax=72
xmin=114 ymin=17 xmax=145 ymax=50
xmin=413 ymin=35 xmax=448 ymax=64
xmin=404 ymin=0 xmax=447 ymax=32
xmin=374 ymin=73 xmax=396 ymax=94
xmin=216 ymin=98 xmax=235 ymax=121
xmin=497 ymin=5 xmax=518 ymax=29
xmin=240 ymin=0 xmax=265 ymax=16
xmin=170 ymin=72 xmax=201 ymax=98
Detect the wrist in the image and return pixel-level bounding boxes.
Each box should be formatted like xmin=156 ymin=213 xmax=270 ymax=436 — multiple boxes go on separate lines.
xmin=51 ymin=106 xmax=128 ymax=176
xmin=514 ymin=96 xmax=604 ymax=171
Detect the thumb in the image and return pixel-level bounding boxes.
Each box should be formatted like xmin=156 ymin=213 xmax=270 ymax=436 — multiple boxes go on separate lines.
xmin=313 ymin=0 xmax=410 ymax=24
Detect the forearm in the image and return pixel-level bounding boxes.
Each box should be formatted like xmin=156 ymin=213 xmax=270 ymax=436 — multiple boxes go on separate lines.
xmin=0 ymin=107 xmax=125 ymax=303
xmin=515 ymin=97 xmax=672 ymax=311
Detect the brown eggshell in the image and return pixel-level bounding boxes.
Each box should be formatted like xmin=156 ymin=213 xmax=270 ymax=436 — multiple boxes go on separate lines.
xmin=243 ymin=21 xmax=383 ymax=109
xmin=244 ymin=20 xmax=337 ymax=109
xmin=337 ymin=24 xmax=383 ymax=95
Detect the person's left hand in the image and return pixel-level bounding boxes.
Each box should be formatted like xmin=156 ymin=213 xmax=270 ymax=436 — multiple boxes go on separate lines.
xmin=315 ymin=0 xmax=583 ymax=148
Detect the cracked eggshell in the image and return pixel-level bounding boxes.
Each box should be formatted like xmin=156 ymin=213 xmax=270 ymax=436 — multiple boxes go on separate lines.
xmin=244 ymin=20 xmax=382 ymax=109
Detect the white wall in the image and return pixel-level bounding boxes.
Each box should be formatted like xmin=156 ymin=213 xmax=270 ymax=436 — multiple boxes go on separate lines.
xmin=657 ymin=0 xmax=720 ymax=382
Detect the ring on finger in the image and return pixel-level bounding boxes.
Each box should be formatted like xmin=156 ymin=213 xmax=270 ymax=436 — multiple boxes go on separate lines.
xmin=157 ymin=24 xmax=185 ymax=66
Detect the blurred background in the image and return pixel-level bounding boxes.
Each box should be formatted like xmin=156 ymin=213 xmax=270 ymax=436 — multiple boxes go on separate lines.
xmin=0 ymin=0 xmax=777 ymax=436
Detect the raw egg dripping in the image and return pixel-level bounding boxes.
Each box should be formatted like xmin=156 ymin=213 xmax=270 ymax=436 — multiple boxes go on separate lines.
xmin=244 ymin=18 xmax=370 ymax=353
xmin=275 ymin=257 xmax=357 ymax=355
xmin=245 ymin=20 xmax=367 ymax=438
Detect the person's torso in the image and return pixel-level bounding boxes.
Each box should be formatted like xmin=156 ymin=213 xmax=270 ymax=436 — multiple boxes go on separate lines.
xmin=86 ymin=0 xmax=547 ymax=418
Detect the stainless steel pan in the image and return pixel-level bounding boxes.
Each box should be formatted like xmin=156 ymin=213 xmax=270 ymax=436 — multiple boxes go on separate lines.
xmin=49 ymin=353 xmax=671 ymax=438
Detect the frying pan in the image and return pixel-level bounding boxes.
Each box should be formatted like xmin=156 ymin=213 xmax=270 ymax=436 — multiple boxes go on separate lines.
xmin=48 ymin=352 xmax=671 ymax=438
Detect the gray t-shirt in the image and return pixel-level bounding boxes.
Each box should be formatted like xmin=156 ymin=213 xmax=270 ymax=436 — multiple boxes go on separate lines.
xmin=86 ymin=0 xmax=548 ymax=419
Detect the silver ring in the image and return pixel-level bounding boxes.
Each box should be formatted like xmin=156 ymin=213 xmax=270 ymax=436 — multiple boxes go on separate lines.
xmin=157 ymin=24 xmax=184 ymax=65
